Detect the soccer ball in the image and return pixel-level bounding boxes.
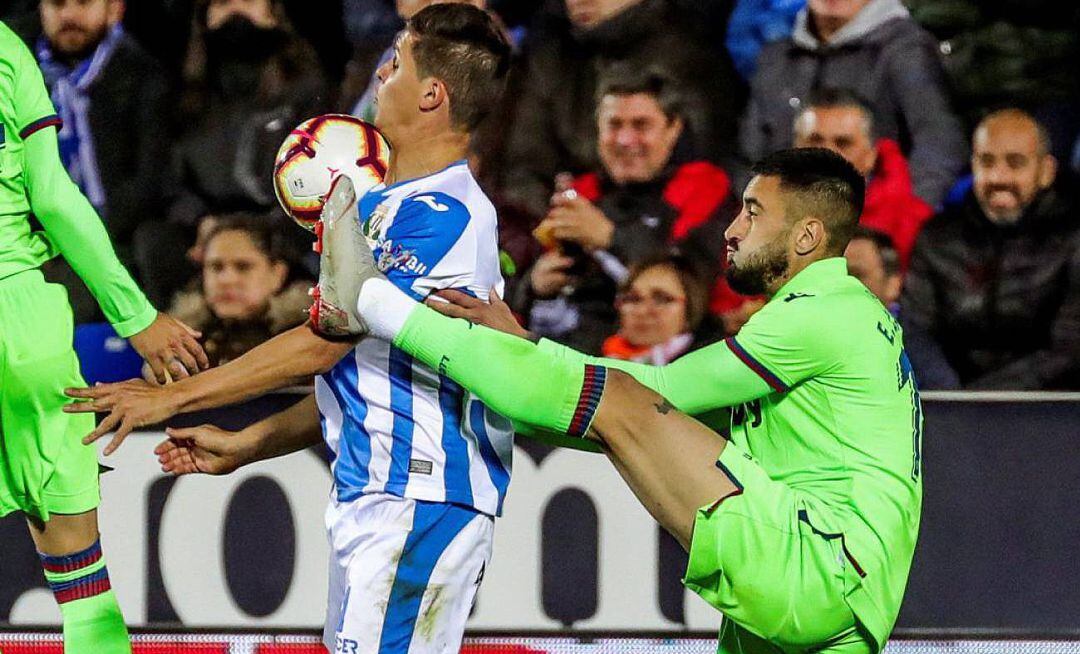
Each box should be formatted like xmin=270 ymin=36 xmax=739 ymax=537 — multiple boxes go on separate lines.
xmin=273 ymin=114 xmax=390 ymax=231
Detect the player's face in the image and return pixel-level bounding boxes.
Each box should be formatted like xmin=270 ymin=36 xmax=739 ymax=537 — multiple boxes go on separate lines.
xmin=202 ymin=230 xmax=287 ymax=321
xmin=205 ymin=0 xmax=277 ymax=30
xmin=40 ymin=0 xmax=122 ymax=59
xmin=793 ymin=107 xmax=876 ymax=177
xmin=724 ymin=176 xmax=793 ymax=296
xmin=807 ymin=0 xmax=871 ymax=22
xmin=374 ymin=32 xmax=424 ymax=141
xmin=598 ymin=93 xmax=683 ymax=185
xmin=617 ymin=264 xmax=689 ymax=347
xmin=972 ymin=115 xmax=1056 ymax=224
xmin=565 ymin=0 xmax=641 ymax=29
xmin=845 ymin=238 xmax=900 ymax=305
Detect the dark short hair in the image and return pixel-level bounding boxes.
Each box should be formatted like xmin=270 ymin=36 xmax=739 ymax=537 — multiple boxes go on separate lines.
xmin=206 ymin=212 xmax=289 ymax=264
xmin=595 ymin=64 xmax=685 ymax=122
xmin=849 ymin=226 xmax=900 ymax=277
xmin=622 ymin=253 xmax=709 ymax=333
xmin=751 ymin=148 xmax=865 ymax=255
xmin=408 ymin=4 xmax=511 ymax=131
xmin=799 ymin=87 xmax=876 ymax=140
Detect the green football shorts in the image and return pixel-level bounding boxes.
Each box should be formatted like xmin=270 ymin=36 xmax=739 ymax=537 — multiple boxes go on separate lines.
xmin=0 ymin=269 xmax=98 ymax=521
xmin=685 ymin=441 xmax=874 ymax=654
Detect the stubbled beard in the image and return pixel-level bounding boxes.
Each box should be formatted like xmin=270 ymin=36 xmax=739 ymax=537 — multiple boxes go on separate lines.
xmin=725 ymin=237 xmax=790 ymax=296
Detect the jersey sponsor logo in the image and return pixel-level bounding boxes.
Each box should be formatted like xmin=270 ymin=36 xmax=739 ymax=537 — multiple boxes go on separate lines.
xmin=335 ymin=636 xmax=359 ymax=654
xmin=0 ymin=124 xmax=5 ymax=149
xmin=731 ymin=399 xmax=763 ymax=428
xmin=409 ymin=459 xmax=434 ymax=475
xmin=782 ymin=292 xmax=814 ymax=302
xmin=375 ymin=238 xmax=427 ymax=276
xmin=413 ymin=195 xmax=450 ymax=212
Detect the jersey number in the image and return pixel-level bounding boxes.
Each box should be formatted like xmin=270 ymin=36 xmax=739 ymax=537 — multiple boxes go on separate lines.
xmin=898 ymin=350 xmax=923 ymax=481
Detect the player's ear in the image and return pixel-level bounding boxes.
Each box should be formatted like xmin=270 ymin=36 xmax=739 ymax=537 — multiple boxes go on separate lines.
xmin=419 ymin=77 xmax=447 ymax=114
xmin=793 ymin=217 xmax=826 ymax=256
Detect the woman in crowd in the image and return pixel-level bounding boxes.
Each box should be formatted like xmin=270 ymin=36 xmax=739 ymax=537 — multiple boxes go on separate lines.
xmin=169 ymin=213 xmax=311 ymax=367
xmin=601 ymin=254 xmax=717 ymax=365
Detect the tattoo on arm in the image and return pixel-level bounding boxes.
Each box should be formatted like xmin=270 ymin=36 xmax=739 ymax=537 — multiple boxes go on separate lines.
xmin=654 ymin=399 xmax=674 ymax=415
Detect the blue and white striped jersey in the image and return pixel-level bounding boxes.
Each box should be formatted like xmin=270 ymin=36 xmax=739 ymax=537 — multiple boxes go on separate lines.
xmin=314 ymin=160 xmax=514 ymax=517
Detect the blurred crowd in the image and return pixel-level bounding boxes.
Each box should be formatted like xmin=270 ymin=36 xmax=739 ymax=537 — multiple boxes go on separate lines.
xmin=3 ymin=0 xmax=1079 ymax=389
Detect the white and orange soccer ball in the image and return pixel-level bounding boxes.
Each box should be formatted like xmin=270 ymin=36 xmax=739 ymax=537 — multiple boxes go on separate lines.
xmin=273 ymin=114 xmax=390 ymax=231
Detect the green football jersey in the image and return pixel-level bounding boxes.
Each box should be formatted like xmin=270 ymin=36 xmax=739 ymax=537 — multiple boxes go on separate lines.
xmin=539 ymin=257 xmax=923 ymax=648
xmin=0 ymin=21 xmax=60 ymax=275
xmin=719 ymin=257 xmax=923 ymax=648
xmin=0 ymin=21 xmax=154 ymax=336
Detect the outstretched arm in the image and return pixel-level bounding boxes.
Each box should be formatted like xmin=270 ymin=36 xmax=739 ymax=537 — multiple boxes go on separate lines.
xmin=426 ymin=288 xmax=772 ymax=416
xmin=13 ymin=38 xmax=207 ymax=382
xmin=156 ymin=395 xmax=323 ymax=475
xmin=66 ymin=323 xmax=355 ymax=454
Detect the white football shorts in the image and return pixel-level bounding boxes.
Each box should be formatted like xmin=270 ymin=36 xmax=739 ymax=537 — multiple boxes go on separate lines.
xmin=323 ymin=492 xmax=494 ymax=654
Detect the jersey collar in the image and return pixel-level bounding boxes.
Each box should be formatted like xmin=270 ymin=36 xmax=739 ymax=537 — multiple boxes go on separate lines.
xmin=771 ymin=257 xmax=848 ymax=301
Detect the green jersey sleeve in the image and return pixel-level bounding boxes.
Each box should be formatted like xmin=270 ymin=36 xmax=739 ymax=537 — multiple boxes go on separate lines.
xmin=5 ymin=27 xmax=59 ymax=137
xmin=536 ymin=337 xmax=773 ymax=414
xmin=9 ymin=33 xmax=156 ymax=337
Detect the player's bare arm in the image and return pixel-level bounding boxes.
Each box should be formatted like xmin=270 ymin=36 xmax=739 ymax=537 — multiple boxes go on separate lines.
xmin=155 ymin=395 xmax=322 ymax=476
xmin=64 ymin=323 xmax=355 ymax=455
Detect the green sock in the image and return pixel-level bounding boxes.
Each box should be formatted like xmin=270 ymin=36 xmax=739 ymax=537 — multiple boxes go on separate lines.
xmin=40 ymin=540 xmax=131 ymax=654
xmin=394 ymin=303 xmax=606 ymax=437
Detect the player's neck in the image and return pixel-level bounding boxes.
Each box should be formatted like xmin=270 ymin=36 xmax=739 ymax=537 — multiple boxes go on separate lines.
xmin=384 ymin=132 xmax=471 ymax=186
xmin=764 ymin=255 xmax=826 ymax=297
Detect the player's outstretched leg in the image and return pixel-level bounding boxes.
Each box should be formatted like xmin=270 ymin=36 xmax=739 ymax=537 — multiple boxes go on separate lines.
xmin=358 ymin=279 xmax=595 ymax=436
xmin=355 ymin=278 xmax=741 ymax=547
xmin=28 ymin=511 xmax=131 ymax=654
xmin=582 ymin=370 xmax=740 ymax=549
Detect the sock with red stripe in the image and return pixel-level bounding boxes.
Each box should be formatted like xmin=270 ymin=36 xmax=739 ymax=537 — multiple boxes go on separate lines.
xmin=389 ymin=298 xmax=606 ymax=437
xmin=40 ymin=539 xmax=131 ymax=654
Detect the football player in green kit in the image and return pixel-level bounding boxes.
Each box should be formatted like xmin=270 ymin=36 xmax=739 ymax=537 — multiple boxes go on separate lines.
xmin=95 ymin=148 xmax=921 ymax=653
xmin=337 ymin=146 xmax=921 ymax=653
xmin=0 ymin=21 xmax=207 ymax=653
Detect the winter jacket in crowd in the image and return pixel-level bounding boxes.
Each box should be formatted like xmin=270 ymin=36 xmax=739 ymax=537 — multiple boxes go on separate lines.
xmin=500 ymin=0 xmax=746 ymax=217
xmin=512 ymin=161 xmax=735 ymax=354
xmin=741 ymin=0 xmax=966 ymax=207
xmin=900 ymin=182 xmax=1080 ymax=390
xmin=169 ymin=281 xmax=311 ymax=367
xmin=862 ymin=138 xmax=934 ymax=269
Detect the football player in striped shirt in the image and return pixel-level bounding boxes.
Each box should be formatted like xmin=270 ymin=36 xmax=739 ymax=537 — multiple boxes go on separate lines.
xmin=69 ymin=5 xmax=513 ymax=652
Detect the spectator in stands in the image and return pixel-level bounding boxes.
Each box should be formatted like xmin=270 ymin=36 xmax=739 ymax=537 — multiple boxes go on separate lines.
xmin=169 ymin=214 xmax=311 ymax=366
xmin=601 ymin=254 xmax=716 ymax=365
xmin=845 ymin=226 xmax=902 ymax=311
xmin=901 ymin=109 xmax=1080 ymax=390
xmin=34 ymin=0 xmax=172 ymax=323
xmin=137 ymin=0 xmax=327 ymax=308
xmin=510 ymin=66 xmax=736 ymax=354
xmin=499 ymin=0 xmax=745 ymax=217
xmin=741 ymin=0 xmax=966 ymax=208
xmin=793 ymin=88 xmax=933 ymax=268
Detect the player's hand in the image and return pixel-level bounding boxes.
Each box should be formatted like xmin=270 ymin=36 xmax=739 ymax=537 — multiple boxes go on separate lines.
xmin=127 ymin=313 xmax=210 ymax=383
xmin=426 ymin=287 xmax=531 ymax=339
xmin=528 ymin=251 xmax=575 ymax=297
xmin=155 ymin=425 xmax=250 ymax=476
xmin=64 ymin=379 xmax=184 ymax=455
xmin=541 ymin=194 xmax=615 ymax=252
